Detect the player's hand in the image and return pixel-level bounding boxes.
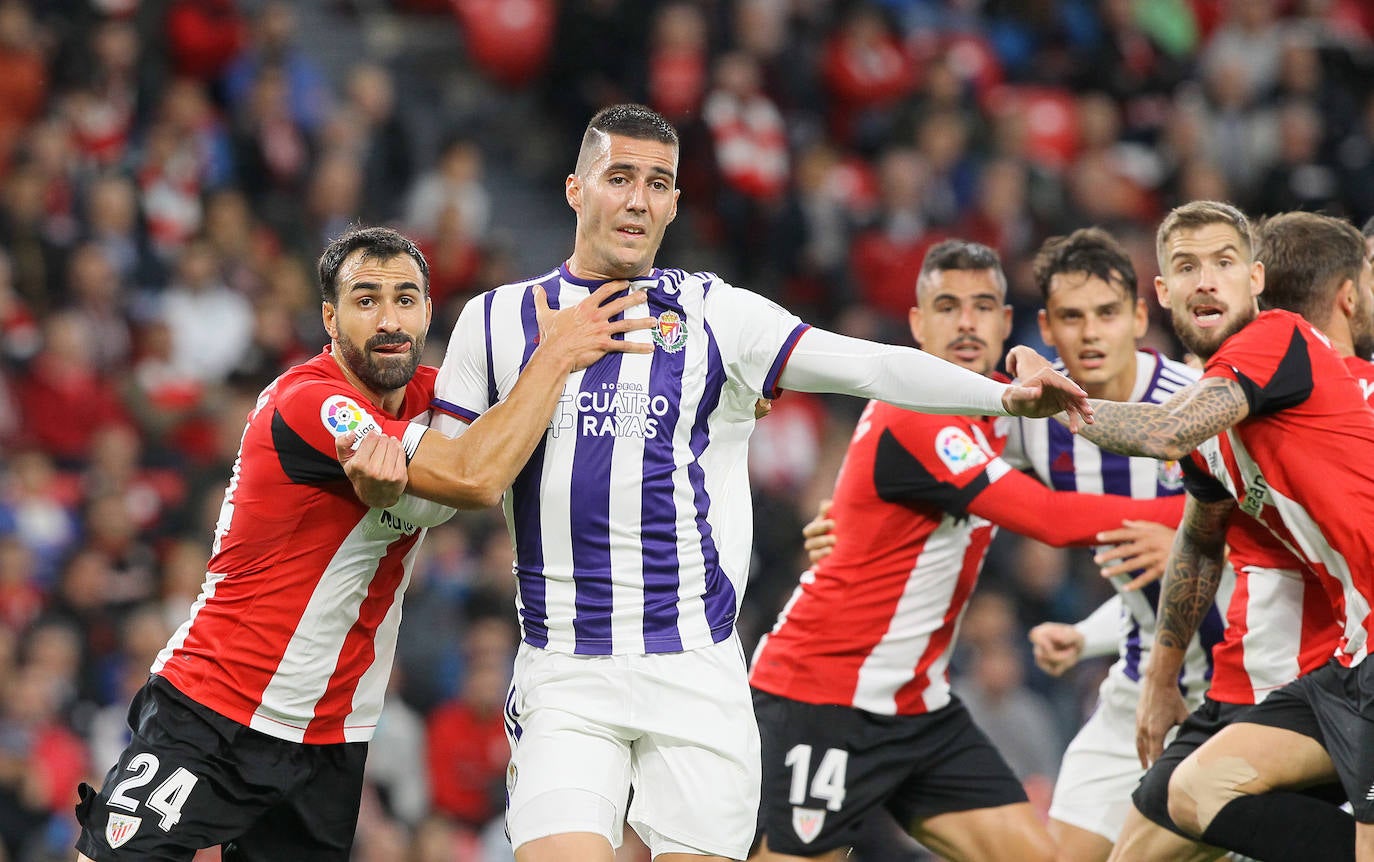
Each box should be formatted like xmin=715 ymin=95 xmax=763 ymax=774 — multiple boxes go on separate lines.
xmin=1027 ymin=623 xmax=1084 ymax=677
xmin=337 ymin=430 xmax=408 ymax=509
xmin=802 ymin=499 xmax=836 ymax=564
xmin=1095 ymin=521 xmax=1177 ymax=590
xmin=754 ymin=398 xmax=773 ymax=420
xmin=1002 ymin=346 xmax=1094 ymax=432
xmin=1136 ymin=675 xmax=1190 ymax=768
xmin=535 ymin=281 xmax=657 ymax=372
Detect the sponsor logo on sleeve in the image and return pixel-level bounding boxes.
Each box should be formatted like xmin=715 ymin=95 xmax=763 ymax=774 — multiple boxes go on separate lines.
xmin=320 ymin=396 xmax=381 ymax=441
xmin=935 ymin=426 xmax=990 ymax=474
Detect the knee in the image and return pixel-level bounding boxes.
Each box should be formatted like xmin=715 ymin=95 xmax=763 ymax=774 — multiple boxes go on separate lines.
xmin=1167 ymin=754 xmax=1259 ymax=837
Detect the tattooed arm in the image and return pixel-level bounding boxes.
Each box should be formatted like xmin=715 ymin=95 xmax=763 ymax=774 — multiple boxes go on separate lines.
xmin=1134 ymin=493 xmax=1236 ymax=766
xmin=1064 ymin=377 xmax=1251 ymax=460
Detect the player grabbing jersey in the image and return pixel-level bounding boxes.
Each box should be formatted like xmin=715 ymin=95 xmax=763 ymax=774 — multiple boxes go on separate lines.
xmin=428 ymin=106 xmax=1091 ymax=862
xmin=1110 ymin=211 xmax=1374 ymax=862
xmin=748 ymin=240 xmax=1182 ymax=862
xmin=74 ymin=226 xmax=648 ymax=862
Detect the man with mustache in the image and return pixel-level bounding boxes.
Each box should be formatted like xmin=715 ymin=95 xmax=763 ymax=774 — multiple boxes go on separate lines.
xmin=72 ymin=225 xmax=655 ymax=861
xmin=1012 ymin=200 xmax=1374 ymax=862
xmin=747 ymin=239 xmax=1183 ymax=862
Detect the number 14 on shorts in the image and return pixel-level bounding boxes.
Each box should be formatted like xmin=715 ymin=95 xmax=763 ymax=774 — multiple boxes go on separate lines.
xmin=785 ymin=744 xmax=849 ymax=843
xmin=105 ymin=753 xmax=200 ymax=846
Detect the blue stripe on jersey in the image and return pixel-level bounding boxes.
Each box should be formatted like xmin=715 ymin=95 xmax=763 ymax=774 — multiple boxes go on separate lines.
xmin=484 ymin=291 xmax=498 ymax=407
xmin=430 ymin=398 xmax=480 ymax=422
xmin=1046 ymin=422 xmax=1078 ymax=492
xmin=640 ymin=287 xmax=688 ymax=651
xmin=694 ymin=316 xmax=736 ymax=642
xmin=1122 ymin=580 xmax=1163 ymax=681
xmin=569 ymin=351 xmax=623 ymax=654
xmin=511 ymin=282 xmax=559 ymax=647
xmin=763 ymin=324 xmax=811 ymax=399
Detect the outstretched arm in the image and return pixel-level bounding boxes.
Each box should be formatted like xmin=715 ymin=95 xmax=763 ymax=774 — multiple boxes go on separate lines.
xmin=779 ymin=329 xmax=1092 ymax=427
xmin=1135 ymin=493 xmax=1235 ymax=766
xmin=1008 ymin=344 xmax=1251 ymax=459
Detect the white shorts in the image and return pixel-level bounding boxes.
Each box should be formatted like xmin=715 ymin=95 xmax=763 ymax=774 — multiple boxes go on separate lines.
xmin=1048 ymin=687 xmax=1144 ymax=842
xmin=504 ymin=634 xmax=761 ymax=859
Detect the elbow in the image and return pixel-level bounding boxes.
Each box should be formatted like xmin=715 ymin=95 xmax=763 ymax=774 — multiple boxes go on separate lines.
xmin=1158 ymin=441 xmax=1193 ymax=461
xmin=448 ymin=477 xmax=504 ymax=510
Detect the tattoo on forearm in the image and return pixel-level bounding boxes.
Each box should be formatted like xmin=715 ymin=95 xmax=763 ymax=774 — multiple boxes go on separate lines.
xmin=1078 ymin=378 xmax=1250 ymax=458
xmin=1156 ymin=498 xmax=1232 ymax=651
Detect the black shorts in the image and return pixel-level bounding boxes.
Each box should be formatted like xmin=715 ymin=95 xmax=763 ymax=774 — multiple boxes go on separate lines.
xmin=753 ymin=688 xmax=1027 ymax=856
xmin=75 ymin=676 xmax=368 ymax=862
xmin=1236 ymin=659 xmax=1371 ymax=820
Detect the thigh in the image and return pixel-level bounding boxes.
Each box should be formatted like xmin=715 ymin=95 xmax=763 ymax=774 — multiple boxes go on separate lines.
xmin=752 ymin=690 xmax=910 ymax=857
xmin=74 ymin=678 xmax=288 ymax=861
xmin=1133 ymin=698 xmax=1235 ymax=835
xmin=885 ymin=700 xmax=1027 ymax=828
xmin=505 ymin=645 xmax=634 ymax=850
xmin=914 ymin=802 xmax=1053 ymax=862
xmin=227 ymin=742 xmax=368 ymax=862
xmin=627 ymin=635 xmax=759 ymax=860
xmin=1048 ymin=695 xmax=1142 ymax=843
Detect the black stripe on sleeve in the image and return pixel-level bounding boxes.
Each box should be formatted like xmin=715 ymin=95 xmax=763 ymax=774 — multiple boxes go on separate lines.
xmin=1230 ymin=327 xmax=1313 ymax=417
xmin=272 ymin=410 xmax=347 ymax=485
xmin=874 ymin=429 xmax=989 ymax=519
xmin=1179 ymin=455 xmax=1232 ymax=503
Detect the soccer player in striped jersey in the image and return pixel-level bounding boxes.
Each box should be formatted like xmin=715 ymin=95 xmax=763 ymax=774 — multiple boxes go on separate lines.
xmin=1012 ymin=201 xmax=1374 ymax=862
xmin=746 ymin=240 xmax=1184 ymax=862
xmin=1007 ymin=228 xmax=1227 ymax=862
xmin=73 ymin=227 xmax=654 ymax=861
xmin=426 ymin=104 xmax=1091 ymax=862
xmin=1108 ymin=211 xmax=1374 ymax=862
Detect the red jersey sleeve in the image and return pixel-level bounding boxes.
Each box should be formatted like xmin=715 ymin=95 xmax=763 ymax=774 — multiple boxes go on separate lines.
xmin=871 ymin=415 xmax=1001 ymax=518
xmin=271 ymin=379 xmax=421 ymax=486
xmin=1204 ymin=310 xmax=1315 ymax=416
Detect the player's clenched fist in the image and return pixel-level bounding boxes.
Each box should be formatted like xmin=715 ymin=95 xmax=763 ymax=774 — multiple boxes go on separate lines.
xmin=337 ymin=430 xmax=408 ymax=509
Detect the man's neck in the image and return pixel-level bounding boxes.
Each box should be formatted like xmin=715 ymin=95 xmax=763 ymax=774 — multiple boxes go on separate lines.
xmin=1084 ymin=353 xmax=1139 ymax=404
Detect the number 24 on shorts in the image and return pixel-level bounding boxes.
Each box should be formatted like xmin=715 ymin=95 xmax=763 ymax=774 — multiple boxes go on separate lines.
xmin=108 ymin=753 xmax=199 ymax=831
xmin=785 ymin=744 xmax=849 ymax=812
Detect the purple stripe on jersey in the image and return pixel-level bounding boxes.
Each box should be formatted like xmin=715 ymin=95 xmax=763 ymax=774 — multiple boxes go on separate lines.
xmin=1098 ymin=449 xmax=1135 ymax=497
xmin=640 ymin=286 xmax=688 ymax=651
xmin=693 ymin=317 xmax=736 ymax=643
xmin=484 ymin=292 xmax=498 ymax=407
xmin=762 ymin=324 xmax=812 ymax=399
xmin=1045 ymin=422 xmax=1078 ymax=492
xmin=569 ymin=347 xmax=624 ymax=654
xmin=430 ymin=398 xmax=480 ymax=423
xmin=1122 ymin=616 xmax=1143 ymax=682
xmin=510 ymin=281 xmax=560 ymax=647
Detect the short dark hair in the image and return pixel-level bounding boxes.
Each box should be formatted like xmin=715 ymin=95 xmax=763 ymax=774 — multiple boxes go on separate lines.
xmin=1156 ymin=200 xmax=1253 ymax=271
xmin=916 ymin=239 xmax=1006 ymax=299
xmin=576 ymin=104 xmax=679 ymax=174
xmin=317 ymin=225 xmax=429 ymax=303
xmin=1033 ymin=227 xmax=1138 ymax=301
xmin=1362 ymin=215 xmax=1374 ymax=240
xmin=1255 ymin=211 xmax=1365 ymax=329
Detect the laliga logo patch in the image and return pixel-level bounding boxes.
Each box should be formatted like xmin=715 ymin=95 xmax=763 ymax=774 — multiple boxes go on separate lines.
xmin=320 ymin=396 xmax=380 ymax=440
xmin=792 ymin=807 xmax=825 ymax=844
xmin=935 ymin=426 xmax=989 ymax=474
xmin=106 ymin=813 xmax=142 ymax=849
xmin=1158 ymin=459 xmax=1184 ymax=491
xmin=652 ymin=310 xmax=688 ymax=353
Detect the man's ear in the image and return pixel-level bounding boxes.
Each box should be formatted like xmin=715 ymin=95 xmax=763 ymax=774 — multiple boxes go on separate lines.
xmin=1338 ymin=277 xmax=1357 ymax=317
xmin=322 ymin=301 xmax=337 ymax=340
xmin=566 ymin=174 xmax=581 ymax=213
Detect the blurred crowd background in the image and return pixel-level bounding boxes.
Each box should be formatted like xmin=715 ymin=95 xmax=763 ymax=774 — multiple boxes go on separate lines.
xmin=0 ymin=0 xmax=1370 ymax=860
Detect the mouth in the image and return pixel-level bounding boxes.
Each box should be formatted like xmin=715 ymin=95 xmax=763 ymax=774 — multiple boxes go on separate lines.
xmin=1189 ymin=300 xmax=1227 ymax=328
xmin=617 ymin=225 xmax=647 ymax=239
xmin=1077 ymin=349 xmax=1107 ymax=370
xmin=368 ymin=337 xmax=413 ymax=356
xmin=948 ymin=340 xmax=985 ymax=361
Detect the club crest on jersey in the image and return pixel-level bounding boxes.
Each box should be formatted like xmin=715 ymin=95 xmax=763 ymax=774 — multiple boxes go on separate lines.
xmin=792 ymin=807 xmax=825 ymax=844
xmin=652 ymin=311 xmax=688 ymax=353
xmin=321 ymin=396 xmax=380 ymax=440
xmin=1157 ymin=459 xmax=1184 ymax=491
xmin=935 ymin=426 xmax=989 ymax=474
xmin=106 ymin=813 xmax=141 ymax=849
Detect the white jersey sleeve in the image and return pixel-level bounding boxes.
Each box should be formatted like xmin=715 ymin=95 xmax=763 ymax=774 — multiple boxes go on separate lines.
xmin=431 ymin=294 xmax=496 ymax=437
xmin=1074 ymin=594 xmax=1123 ymax=659
xmin=701 ymin=282 xmax=808 ymax=397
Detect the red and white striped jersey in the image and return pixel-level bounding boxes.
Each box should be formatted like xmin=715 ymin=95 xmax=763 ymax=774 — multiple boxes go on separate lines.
xmin=1185 ymin=311 xmax=1374 ymax=669
xmin=1209 ymin=353 xmax=1374 ymax=702
xmin=152 ymin=349 xmax=438 ymax=744
xmin=750 ymin=399 xmax=1183 ymax=715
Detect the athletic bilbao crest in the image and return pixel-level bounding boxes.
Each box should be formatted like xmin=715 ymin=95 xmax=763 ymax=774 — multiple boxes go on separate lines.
xmin=652 ymin=311 xmax=688 ymax=353
xmin=792 ymin=807 xmax=825 ymax=844
xmin=106 ymin=813 xmax=142 ymax=849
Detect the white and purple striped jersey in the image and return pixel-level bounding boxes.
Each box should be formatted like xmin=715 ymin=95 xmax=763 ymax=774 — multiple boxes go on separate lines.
xmin=431 ymin=265 xmax=808 ymax=656
xmin=1004 ymin=349 xmax=1230 ymax=707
